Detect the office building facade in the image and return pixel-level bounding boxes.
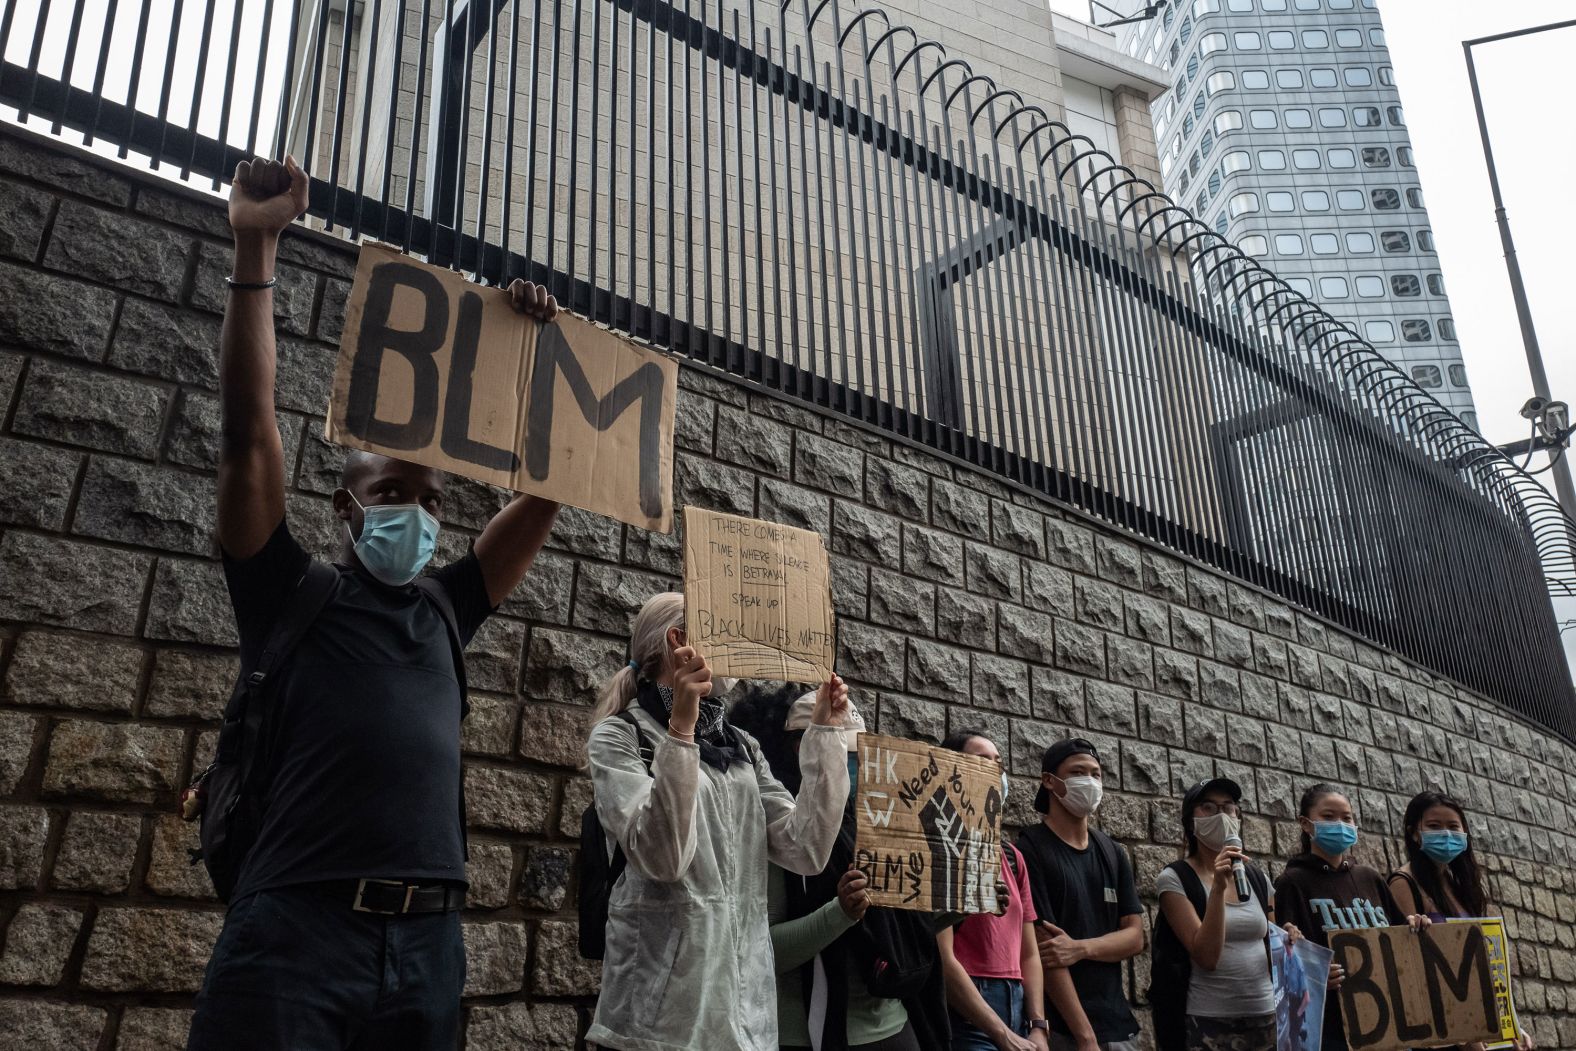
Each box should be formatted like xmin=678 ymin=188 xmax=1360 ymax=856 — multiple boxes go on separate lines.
xmin=1118 ymin=0 xmax=1478 ymax=424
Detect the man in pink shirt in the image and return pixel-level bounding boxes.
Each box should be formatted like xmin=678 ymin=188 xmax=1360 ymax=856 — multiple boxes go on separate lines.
xmin=934 ymin=731 xmax=1052 ymax=1051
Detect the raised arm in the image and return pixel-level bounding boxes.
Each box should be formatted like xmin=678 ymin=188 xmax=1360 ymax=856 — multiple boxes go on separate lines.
xmin=217 ymin=157 xmax=310 ymax=558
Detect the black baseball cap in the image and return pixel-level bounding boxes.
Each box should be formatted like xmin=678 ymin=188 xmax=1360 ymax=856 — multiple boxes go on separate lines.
xmin=1181 ymin=777 xmax=1243 ymax=824
xmin=1034 ymin=738 xmax=1101 ymax=814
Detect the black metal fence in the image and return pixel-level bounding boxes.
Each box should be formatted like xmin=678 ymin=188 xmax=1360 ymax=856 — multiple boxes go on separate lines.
xmin=4 ymin=0 xmax=1574 ymax=735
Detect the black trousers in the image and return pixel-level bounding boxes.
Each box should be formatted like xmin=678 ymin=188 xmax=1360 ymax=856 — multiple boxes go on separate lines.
xmin=187 ymin=884 xmax=465 ymax=1051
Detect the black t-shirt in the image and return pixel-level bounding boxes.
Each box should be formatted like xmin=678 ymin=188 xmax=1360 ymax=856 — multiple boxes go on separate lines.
xmin=1017 ymin=822 xmax=1143 ymax=1042
xmin=222 ymin=519 xmax=493 ymax=899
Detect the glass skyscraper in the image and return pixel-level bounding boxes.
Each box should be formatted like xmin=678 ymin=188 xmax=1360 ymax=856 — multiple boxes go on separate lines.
xmin=1117 ymin=0 xmax=1477 ymax=425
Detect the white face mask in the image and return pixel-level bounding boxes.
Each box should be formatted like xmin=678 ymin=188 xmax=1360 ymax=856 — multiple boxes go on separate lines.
xmin=1193 ymin=812 xmax=1242 ymax=853
xmin=1056 ymin=775 xmax=1103 ymax=817
xmin=1001 ymin=773 xmax=1010 ymax=803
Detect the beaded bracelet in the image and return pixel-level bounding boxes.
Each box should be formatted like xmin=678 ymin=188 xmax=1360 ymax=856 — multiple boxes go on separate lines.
xmin=225 ymin=275 xmax=278 ymax=290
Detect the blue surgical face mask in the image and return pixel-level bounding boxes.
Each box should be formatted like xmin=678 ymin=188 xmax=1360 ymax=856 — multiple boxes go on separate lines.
xmin=1420 ymin=829 xmax=1468 ymax=864
xmin=847 ymin=755 xmax=859 ymax=801
xmin=348 ymin=494 xmax=440 ymax=586
xmin=1311 ymin=820 xmax=1358 ymax=856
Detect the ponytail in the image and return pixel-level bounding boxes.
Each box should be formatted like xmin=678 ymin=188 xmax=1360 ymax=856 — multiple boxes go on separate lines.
xmin=589 ymin=591 xmax=685 ymax=731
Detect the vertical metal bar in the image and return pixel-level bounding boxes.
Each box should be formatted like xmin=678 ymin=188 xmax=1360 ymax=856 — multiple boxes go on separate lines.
xmin=587 ymin=0 xmax=603 ymax=318
xmin=813 ymin=56 xmax=851 ymax=409
xmin=974 ymin=142 xmax=1026 ymax=478
xmin=1035 ymin=174 xmax=1088 ymax=507
xmin=794 ymin=50 xmax=832 ymax=406
xmin=870 ymin=94 xmax=899 ymax=427
xmin=322 ymin=0 xmax=355 ymax=227
xmin=750 ymin=11 xmax=768 ymax=382
xmin=761 ymin=24 xmax=784 ymax=382
xmin=82 ymin=0 xmax=120 ymax=147
xmin=273 ymin=0 xmax=302 ymax=160
xmin=119 ymin=0 xmax=156 ymax=159
xmin=821 ymin=57 xmax=849 ymax=411
xmin=793 ymin=45 xmax=818 ymax=399
xmin=896 ymin=106 xmax=931 ymax=428
xmin=244 ymin=0 xmax=278 ymax=158
xmin=663 ymin=0 xmax=675 ymax=340
xmin=208 ymin=0 xmax=248 ymax=183
xmin=181 ymin=0 xmax=220 ymax=179
xmin=620 ymin=0 xmax=636 ymax=333
xmin=644 ymin=0 xmax=658 ymax=339
xmin=680 ymin=0 xmax=693 ymax=352
xmin=697 ymin=0 xmax=713 ymax=358
xmin=472 ymin=0 xmax=500 ymax=279
xmin=774 ymin=6 xmax=798 ymax=387
xmin=153 ymin=0 xmax=186 ymax=162
xmin=711 ymin=0 xmax=727 ymax=357
xmin=49 ymin=0 xmax=87 ymax=135
xmin=500 ymin=0 xmax=520 ymax=276
xmin=949 ymin=91 xmax=1009 ymax=466
xmin=1025 ymin=172 xmax=1078 ymax=504
xmin=851 ymin=71 xmax=880 ymax=421
xmin=450 ymin=1 xmax=476 ymax=268
xmin=350 ymin=0 xmax=384 ymax=238
xmin=734 ymin=11 xmax=750 ymax=375
xmin=378 ymin=0 xmax=408 ymax=238
xmin=563 ymin=0 xmax=582 ymax=301
xmin=932 ymin=96 xmax=985 ymax=452
xmin=810 ymin=56 xmax=837 ymax=408
xmin=515 ymin=0 xmax=540 ymax=272
xmin=403 ymin=0 xmax=433 ymax=253
xmin=835 ymin=65 xmax=866 ymax=417
xmin=539 ymin=0 xmax=562 ymax=282
xmin=881 ymin=91 xmax=921 ymax=431
xmin=1000 ymin=162 xmax=1051 ymax=486
xmin=844 ymin=72 xmax=869 ymax=419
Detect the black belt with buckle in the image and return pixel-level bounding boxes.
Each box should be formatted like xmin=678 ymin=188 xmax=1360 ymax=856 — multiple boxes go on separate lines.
xmin=321 ymin=879 xmax=466 ymax=915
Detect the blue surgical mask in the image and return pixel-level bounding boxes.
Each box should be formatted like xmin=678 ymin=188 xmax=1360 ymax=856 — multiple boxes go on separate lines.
xmin=348 ymin=495 xmax=440 ymax=586
xmin=1420 ymin=829 xmax=1468 ymax=864
xmin=847 ymin=755 xmax=859 ymax=801
xmin=1311 ymin=820 xmax=1358 ymax=856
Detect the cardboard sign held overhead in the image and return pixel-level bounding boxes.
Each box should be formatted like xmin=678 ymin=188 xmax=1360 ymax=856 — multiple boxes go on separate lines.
xmin=853 ymin=734 xmax=1004 ymax=914
xmin=682 ymin=507 xmax=835 ymax=683
xmin=327 ymin=244 xmax=677 ymax=532
xmin=1328 ymin=922 xmax=1506 ymax=1051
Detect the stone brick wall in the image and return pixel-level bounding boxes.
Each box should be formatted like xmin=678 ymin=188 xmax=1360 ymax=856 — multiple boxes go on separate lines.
xmin=1 ymin=125 xmax=1574 ymax=1051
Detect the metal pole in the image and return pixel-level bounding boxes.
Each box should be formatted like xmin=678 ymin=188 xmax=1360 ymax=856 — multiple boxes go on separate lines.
xmin=1463 ymin=22 xmax=1576 ymax=516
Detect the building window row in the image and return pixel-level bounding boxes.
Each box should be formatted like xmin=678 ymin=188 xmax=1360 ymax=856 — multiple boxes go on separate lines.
xmin=1137 ymin=0 xmax=1382 ymax=64
xmin=1217 ymin=103 xmax=1404 ymax=130
xmin=1227 ymin=186 xmax=1425 ymax=215
xmin=1240 ymin=228 xmax=1436 ymax=256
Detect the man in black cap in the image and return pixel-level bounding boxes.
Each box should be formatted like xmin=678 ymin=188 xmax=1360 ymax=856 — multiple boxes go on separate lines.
xmin=1016 ymin=739 xmax=1143 ymax=1051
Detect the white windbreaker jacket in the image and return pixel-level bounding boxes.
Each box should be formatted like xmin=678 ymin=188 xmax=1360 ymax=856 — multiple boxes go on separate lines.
xmin=585 ymin=705 xmax=849 ymax=1051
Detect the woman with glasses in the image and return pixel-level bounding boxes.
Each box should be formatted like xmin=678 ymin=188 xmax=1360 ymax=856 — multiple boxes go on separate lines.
xmin=1150 ymin=778 xmax=1294 ymax=1051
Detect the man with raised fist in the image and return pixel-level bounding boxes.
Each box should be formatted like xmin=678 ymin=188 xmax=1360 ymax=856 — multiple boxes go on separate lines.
xmin=185 ymin=156 xmax=561 ymax=1051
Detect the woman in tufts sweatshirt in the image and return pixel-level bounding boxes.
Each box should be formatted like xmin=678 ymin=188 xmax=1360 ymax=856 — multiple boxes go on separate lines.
xmin=1271 ymin=783 xmax=1428 ymax=1051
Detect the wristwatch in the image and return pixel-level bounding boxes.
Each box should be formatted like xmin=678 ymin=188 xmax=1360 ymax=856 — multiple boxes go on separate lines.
xmin=1028 ymin=1019 xmax=1051 ymax=1032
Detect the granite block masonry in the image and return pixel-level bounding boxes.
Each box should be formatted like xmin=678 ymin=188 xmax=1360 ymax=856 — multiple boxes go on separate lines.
xmin=1 ymin=125 xmax=1575 ymax=1051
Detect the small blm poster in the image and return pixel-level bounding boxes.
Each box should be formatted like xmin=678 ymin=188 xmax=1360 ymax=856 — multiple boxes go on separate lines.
xmin=682 ymin=507 xmax=835 ymax=682
xmin=852 ymin=734 xmax=1005 ymax=914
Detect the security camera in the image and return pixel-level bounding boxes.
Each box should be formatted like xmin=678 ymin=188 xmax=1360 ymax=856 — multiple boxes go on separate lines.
xmin=1519 ymin=397 xmax=1549 ymax=421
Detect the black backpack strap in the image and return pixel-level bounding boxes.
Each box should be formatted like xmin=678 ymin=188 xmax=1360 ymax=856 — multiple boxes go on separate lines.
xmin=414 ymin=576 xmax=472 ymax=860
xmin=606 ymin=708 xmax=657 ymax=884
xmin=221 ymin=562 xmax=339 ymax=765
xmin=414 ymin=577 xmax=468 ymax=714
xmin=1169 ymin=859 xmax=1210 ymax=918
xmin=1089 ymin=827 xmax=1124 ymax=929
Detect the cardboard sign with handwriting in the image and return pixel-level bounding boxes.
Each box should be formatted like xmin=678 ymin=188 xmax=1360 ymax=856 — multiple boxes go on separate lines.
xmin=327 ymin=243 xmax=677 ymax=532
xmin=1328 ymin=922 xmax=1504 ymax=1051
xmin=853 ymin=734 xmax=1004 ymax=914
xmin=682 ymin=507 xmax=834 ymax=682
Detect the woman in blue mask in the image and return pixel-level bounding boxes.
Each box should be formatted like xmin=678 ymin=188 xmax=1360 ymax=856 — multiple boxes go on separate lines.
xmin=1271 ymin=784 xmax=1426 ymax=1051
xmin=1387 ymin=792 xmax=1486 ymax=923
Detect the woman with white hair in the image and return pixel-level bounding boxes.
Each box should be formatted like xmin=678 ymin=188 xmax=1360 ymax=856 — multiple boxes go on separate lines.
xmin=585 ymin=591 xmax=852 ymax=1051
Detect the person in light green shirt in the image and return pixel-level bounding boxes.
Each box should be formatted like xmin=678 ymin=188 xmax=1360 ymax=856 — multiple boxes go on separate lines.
xmin=734 ymin=686 xmax=935 ymax=1051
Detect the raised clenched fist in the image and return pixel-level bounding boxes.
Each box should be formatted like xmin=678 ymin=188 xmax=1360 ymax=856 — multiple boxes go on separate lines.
xmin=229 ymin=155 xmax=310 ymax=238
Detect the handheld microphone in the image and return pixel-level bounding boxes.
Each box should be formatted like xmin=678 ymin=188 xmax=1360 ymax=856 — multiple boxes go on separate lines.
xmin=1225 ymin=834 xmax=1250 ymax=901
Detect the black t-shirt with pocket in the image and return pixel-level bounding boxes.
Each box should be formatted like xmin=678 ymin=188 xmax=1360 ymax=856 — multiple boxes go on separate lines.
xmin=222 ymin=519 xmax=493 ymax=900
xmin=1017 ymin=822 xmax=1143 ymax=1042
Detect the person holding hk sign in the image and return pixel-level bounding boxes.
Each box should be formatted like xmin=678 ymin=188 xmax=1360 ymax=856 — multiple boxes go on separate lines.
xmin=585 ymin=592 xmax=853 ymax=1051
xmin=1272 ymin=784 xmax=1431 ymax=1051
